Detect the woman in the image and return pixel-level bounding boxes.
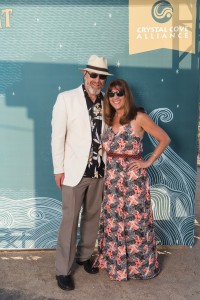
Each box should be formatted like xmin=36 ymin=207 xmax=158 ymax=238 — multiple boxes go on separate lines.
xmin=94 ymin=79 xmax=171 ymax=281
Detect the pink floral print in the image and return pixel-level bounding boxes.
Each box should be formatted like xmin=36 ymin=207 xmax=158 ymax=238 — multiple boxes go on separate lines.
xmin=94 ymin=123 xmax=159 ymax=281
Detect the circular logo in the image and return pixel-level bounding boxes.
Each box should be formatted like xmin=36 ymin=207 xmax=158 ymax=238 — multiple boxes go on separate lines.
xmin=152 ymin=1 xmax=173 ymax=23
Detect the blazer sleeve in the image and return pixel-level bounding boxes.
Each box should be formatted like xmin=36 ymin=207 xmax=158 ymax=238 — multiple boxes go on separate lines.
xmin=51 ymin=93 xmax=68 ymax=174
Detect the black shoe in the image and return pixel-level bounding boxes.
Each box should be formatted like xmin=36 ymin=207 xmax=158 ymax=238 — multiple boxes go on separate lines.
xmin=56 ymin=275 xmax=75 ymax=291
xmin=76 ymin=258 xmax=99 ymax=274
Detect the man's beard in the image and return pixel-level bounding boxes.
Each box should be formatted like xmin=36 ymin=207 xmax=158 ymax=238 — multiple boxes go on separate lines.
xmin=85 ymin=79 xmax=101 ymax=95
xmin=87 ymin=85 xmax=101 ymax=95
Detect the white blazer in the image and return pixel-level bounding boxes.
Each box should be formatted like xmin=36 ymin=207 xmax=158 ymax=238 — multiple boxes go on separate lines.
xmin=51 ymin=85 xmax=105 ymax=187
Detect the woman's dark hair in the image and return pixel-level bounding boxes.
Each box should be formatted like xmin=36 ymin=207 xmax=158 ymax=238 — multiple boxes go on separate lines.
xmin=104 ymin=79 xmax=145 ymax=126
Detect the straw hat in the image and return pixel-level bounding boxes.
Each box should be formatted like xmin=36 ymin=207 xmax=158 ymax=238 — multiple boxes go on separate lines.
xmin=80 ymin=54 xmax=112 ymax=76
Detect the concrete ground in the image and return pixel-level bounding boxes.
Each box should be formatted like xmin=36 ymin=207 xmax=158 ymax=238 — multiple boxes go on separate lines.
xmin=0 ymin=167 xmax=200 ymax=300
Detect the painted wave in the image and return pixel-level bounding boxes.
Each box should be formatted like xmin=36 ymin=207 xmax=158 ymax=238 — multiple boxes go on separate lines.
xmin=0 ymin=196 xmax=62 ymax=249
xmin=147 ymin=108 xmax=196 ymax=246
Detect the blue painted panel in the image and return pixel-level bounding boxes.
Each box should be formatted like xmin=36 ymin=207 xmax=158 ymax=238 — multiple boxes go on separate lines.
xmin=0 ymin=0 xmax=199 ymax=248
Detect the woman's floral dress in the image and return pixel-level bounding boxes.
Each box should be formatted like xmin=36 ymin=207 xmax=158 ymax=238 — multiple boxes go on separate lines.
xmin=94 ymin=123 xmax=159 ymax=281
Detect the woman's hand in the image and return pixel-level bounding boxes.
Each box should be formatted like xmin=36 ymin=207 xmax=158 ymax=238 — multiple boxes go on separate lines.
xmin=128 ymin=159 xmax=150 ymax=171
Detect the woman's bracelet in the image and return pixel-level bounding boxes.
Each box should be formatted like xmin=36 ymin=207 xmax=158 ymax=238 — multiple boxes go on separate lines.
xmin=152 ymin=153 xmax=158 ymax=159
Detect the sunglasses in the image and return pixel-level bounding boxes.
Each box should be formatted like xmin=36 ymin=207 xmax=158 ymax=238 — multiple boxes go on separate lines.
xmin=108 ymin=91 xmax=125 ymax=97
xmin=87 ymin=72 xmax=107 ymax=80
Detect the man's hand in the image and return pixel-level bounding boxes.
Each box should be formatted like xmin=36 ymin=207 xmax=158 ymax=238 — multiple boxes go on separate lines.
xmin=54 ymin=173 xmax=65 ymax=190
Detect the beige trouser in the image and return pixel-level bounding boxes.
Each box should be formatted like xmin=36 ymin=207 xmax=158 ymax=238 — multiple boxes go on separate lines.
xmin=55 ymin=177 xmax=104 ymax=276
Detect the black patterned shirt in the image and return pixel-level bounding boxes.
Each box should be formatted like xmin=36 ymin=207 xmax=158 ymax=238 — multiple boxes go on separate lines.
xmin=82 ymin=84 xmax=105 ymax=178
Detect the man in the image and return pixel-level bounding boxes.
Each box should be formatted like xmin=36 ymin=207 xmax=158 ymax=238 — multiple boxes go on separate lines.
xmin=51 ymin=54 xmax=112 ymax=291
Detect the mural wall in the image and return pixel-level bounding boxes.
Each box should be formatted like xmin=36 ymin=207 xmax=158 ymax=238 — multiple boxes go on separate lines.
xmin=0 ymin=0 xmax=199 ymax=248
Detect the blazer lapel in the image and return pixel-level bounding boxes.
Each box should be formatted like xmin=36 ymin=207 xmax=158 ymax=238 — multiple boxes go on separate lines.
xmin=101 ymin=99 xmax=105 ymax=134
